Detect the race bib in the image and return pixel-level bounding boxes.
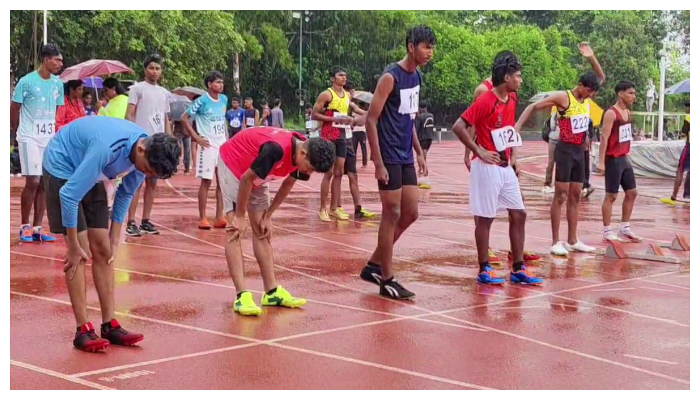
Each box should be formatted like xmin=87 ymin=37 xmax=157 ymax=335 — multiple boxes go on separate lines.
xmin=246 ymin=117 xmax=255 ymax=127
xmin=345 ymin=128 xmax=353 ymax=139
xmin=398 ymin=85 xmax=420 ymax=115
xmin=619 ymin=123 xmax=633 ymax=143
xmin=211 ymin=121 xmax=226 ymax=138
xmin=490 ymin=126 xmax=522 ymax=152
xmin=229 ymin=118 xmax=241 ymax=128
xmin=33 ymin=118 xmax=55 ymax=137
xmin=570 ymin=114 xmax=589 ymax=134
xmin=150 ymin=113 xmax=165 ymax=133
xmin=332 ymin=111 xmax=350 ymax=128
xmin=309 ymin=130 xmax=320 ymax=138
xmin=305 ymin=120 xmax=314 ymax=129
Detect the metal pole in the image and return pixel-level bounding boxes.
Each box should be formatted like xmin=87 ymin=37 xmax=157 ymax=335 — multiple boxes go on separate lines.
xmin=298 ymin=12 xmax=303 ymax=119
xmin=657 ymin=54 xmax=666 ymax=141
xmin=43 ymin=10 xmax=47 ymax=45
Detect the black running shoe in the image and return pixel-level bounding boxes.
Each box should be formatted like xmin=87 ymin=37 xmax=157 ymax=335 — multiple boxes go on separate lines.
xmin=125 ymin=220 xmax=141 ymax=237
xmin=101 ymin=319 xmax=144 ymax=346
xmin=360 ymin=264 xmax=382 ymax=286
xmin=380 ymin=277 xmax=415 ymax=300
xmin=73 ymin=322 xmax=110 ymax=352
xmin=139 ymin=220 xmax=160 ymax=235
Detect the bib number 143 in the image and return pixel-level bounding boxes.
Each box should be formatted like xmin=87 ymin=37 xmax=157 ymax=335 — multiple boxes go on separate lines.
xmin=490 ymin=126 xmax=522 ymax=152
xmin=34 ymin=121 xmax=55 ymax=135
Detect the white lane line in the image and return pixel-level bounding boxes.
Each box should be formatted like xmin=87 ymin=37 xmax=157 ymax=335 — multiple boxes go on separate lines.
xmin=637 ymin=286 xmax=676 ymax=293
xmin=622 ymin=354 xmax=679 ymax=365
xmin=289 ymin=243 xmax=316 ymax=248
xmin=591 ymin=288 xmax=636 ymax=292
xmin=288 ymin=265 xmax=321 ymax=272
xmin=494 ymin=305 xmax=548 ymax=311
xmin=640 ymin=280 xmax=690 ymax=291
xmin=10 ymin=360 xmax=115 ymax=390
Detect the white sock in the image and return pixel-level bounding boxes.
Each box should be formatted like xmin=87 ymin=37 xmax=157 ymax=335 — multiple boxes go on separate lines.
xmin=620 ymin=222 xmax=630 ymax=232
xmin=32 ymin=226 xmax=41 ymax=233
xmin=603 ymin=225 xmax=611 ymax=234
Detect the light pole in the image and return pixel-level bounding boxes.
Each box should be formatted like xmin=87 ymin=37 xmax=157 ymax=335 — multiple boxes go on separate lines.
xmin=43 ymin=10 xmax=48 ymax=45
xmin=657 ymin=50 xmax=667 ymax=142
xmin=293 ymin=11 xmax=303 ymax=120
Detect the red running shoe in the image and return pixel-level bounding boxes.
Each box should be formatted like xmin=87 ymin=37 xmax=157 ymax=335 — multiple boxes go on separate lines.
xmin=508 ymin=251 xmax=542 ymax=262
xmin=101 ymin=319 xmax=144 ymax=346
xmin=73 ymin=322 xmax=110 ymax=352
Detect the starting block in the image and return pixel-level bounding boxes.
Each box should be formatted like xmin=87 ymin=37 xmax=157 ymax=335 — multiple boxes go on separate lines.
xmin=660 ymin=234 xmax=690 ymax=251
xmin=600 ymin=241 xmax=689 ymax=264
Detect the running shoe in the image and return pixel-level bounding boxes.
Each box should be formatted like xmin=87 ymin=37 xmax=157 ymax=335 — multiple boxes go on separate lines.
xmin=618 ymin=229 xmax=643 ymax=243
xmin=360 ymin=263 xmax=382 ymax=285
xmin=214 ymin=219 xmax=227 ymax=229
xmin=564 ymin=241 xmax=596 ymax=253
xmin=355 ymin=208 xmax=377 ymax=219
xmin=139 ymin=220 xmax=160 ymax=235
xmin=603 ymin=231 xmax=620 ymax=242
xmin=125 ymin=221 xmax=142 ymax=237
xmin=318 ymin=209 xmax=332 ymax=222
xmin=100 ymin=319 xmax=144 ymax=346
xmin=198 ymin=218 xmax=212 ymax=230
xmin=31 ymin=227 xmax=56 ymax=242
xmin=379 ymin=277 xmax=415 ymax=300
xmin=418 ymin=182 xmax=432 ymax=189
xmin=336 ymin=207 xmax=350 ymax=219
xmin=477 ymin=265 xmax=506 ymax=285
xmin=550 ymin=242 xmax=569 ymax=256
xmin=543 ymin=186 xmax=555 ymax=194
xmin=74 ymin=322 xmax=110 ymax=352
xmin=507 ymin=251 xmax=541 ymax=262
xmin=19 ymin=225 xmax=33 ymax=243
xmin=261 ymin=286 xmax=307 ymax=308
xmin=329 ymin=208 xmax=349 ymax=220
xmin=234 ymin=291 xmax=262 ymax=316
xmin=582 ymin=187 xmax=595 ymax=198
xmin=510 ymin=267 xmax=544 ymax=285
xmin=488 ymin=249 xmax=502 ymax=264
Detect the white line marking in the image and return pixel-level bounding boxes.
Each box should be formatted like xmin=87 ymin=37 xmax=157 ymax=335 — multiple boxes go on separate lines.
xmin=622 ymin=354 xmax=679 ymax=365
xmin=289 ymin=243 xmax=316 ymax=248
xmin=11 ymin=360 xmax=115 ymax=390
xmin=494 ymin=305 xmax=548 ymax=311
xmin=409 ymin=282 xmax=444 ymax=289
xmin=288 ymin=265 xmax=322 ymax=272
xmin=640 ymin=280 xmax=690 ymax=291
xmin=637 ymin=286 xmax=676 ymax=293
xmin=591 ymin=288 xmax=637 ymax=292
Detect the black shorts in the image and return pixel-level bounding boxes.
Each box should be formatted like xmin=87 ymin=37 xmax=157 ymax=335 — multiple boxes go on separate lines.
xmin=419 ymin=139 xmax=432 ymax=152
xmin=378 ymin=164 xmax=417 ymax=191
xmin=43 ymin=170 xmax=110 ymax=235
xmin=554 ymin=141 xmax=585 ymax=184
xmin=228 ymin=127 xmax=242 ymax=139
xmin=604 ymin=156 xmax=636 ymax=194
xmin=344 ymin=139 xmax=357 ymax=175
xmin=333 ymin=138 xmax=347 ymax=159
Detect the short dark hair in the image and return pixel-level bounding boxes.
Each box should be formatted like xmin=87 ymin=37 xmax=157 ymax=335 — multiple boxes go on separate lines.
xmin=685 ymin=101 xmax=690 ymax=107
xmin=614 ymin=80 xmax=635 ymax=94
xmin=405 ymin=24 xmax=436 ymax=50
xmin=204 ymin=70 xmax=225 ymax=88
xmin=261 ymin=99 xmax=268 ymax=105
xmin=491 ymin=52 xmax=521 ymax=86
xmin=579 ymin=71 xmax=601 ymax=91
xmin=64 ymin=80 xmax=83 ymax=95
xmin=330 ymin=66 xmax=346 ymax=78
xmin=40 ymin=43 xmax=61 ymax=60
xmin=103 ymin=78 xmax=126 ymax=95
xmin=493 ymin=50 xmax=515 ymax=64
xmin=305 ymin=104 xmax=313 ymax=109
xmin=273 ymin=98 xmax=281 ymax=107
xmin=232 ymin=97 xmax=240 ymax=103
xmin=306 ymin=138 xmax=336 ymax=173
xmin=143 ymin=53 xmax=163 ymax=69
xmin=419 ymin=101 xmax=428 ymax=109
xmin=244 ymin=97 xmax=253 ymax=102
xmin=144 ymin=133 xmax=181 ymax=179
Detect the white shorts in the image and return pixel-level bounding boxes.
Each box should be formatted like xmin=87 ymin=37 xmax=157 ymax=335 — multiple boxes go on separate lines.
xmin=196 ymin=144 xmax=220 ymax=180
xmin=216 ymin=156 xmax=270 ymax=214
xmin=18 ymin=141 xmax=46 ymax=176
xmin=470 ymin=158 xmax=524 ymax=218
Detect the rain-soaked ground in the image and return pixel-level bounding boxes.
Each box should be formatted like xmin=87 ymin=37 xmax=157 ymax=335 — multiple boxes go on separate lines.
xmin=10 ymin=141 xmax=690 ymax=390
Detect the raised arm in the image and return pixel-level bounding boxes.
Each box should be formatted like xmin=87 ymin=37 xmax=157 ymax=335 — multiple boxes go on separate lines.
xmin=515 ymin=91 xmax=569 ymax=133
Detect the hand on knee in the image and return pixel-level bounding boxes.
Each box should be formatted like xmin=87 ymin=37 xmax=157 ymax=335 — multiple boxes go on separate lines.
xmin=91 ymin=242 xmax=111 ymax=263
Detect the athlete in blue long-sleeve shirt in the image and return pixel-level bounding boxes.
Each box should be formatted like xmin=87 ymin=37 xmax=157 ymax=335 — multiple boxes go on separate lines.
xmin=42 ymin=116 xmax=180 ymax=352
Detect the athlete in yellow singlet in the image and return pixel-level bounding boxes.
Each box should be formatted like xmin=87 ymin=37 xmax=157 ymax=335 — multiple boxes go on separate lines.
xmin=516 ymin=43 xmax=605 ymax=257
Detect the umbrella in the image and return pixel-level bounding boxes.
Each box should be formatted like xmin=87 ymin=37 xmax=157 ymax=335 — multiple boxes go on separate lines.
xmin=665 ymin=78 xmax=690 ymax=95
xmin=173 ymin=86 xmax=206 ymax=99
xmin=82 ymin=77 xmax=103 ymax=89
xmin=60 ymin=59 xmax=133 ymax=81
xmin=352 ymin=90 xmax=373 ymax=104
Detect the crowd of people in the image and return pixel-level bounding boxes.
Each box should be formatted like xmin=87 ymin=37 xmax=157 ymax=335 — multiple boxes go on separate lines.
xmin=10 ymin=24 xmax=690 ymax=352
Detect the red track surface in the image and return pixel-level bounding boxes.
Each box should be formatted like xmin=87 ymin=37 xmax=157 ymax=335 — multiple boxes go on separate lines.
xmin=10 ymin=141 xmax=690 ymax=390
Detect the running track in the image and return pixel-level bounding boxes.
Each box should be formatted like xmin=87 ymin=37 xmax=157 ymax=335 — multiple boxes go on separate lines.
xmin=9 ymin=141 xmax=690 ymax=389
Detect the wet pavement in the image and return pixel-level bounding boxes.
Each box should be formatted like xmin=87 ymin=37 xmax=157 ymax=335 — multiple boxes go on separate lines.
xmin=10 ymin=141 xmax=690 ymax=389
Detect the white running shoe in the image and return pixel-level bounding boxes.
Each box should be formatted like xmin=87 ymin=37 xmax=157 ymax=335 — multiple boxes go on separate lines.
xmin=543 ymin=186 xmax=555 ymax=194
xmin=565 ymin=241 xmax=596 ymax=253
xmin=603 ymin=231 xmax=620 ymax=242
xmin=550 ymin=242 xmax=569 ymax=256
xmin=618 ymin=229 xmax=643 ymax=243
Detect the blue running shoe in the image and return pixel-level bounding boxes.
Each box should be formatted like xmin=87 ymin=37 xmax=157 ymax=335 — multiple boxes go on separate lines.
xmin=477 ymin=265 xmax=506 ymax=285
xmin=19 ymin=225 xmax=33 ymax=243
xmin=510 ymin=267 xmax=543 ymax=285
xmin=32 ymin=227 xmax=56 ymax=243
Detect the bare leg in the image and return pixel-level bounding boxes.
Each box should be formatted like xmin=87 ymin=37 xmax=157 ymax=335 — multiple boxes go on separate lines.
xmin=508 ymin=209 xmax=526 ymax=263
xmin=142 ymin=178 xmax=157 ymax=220
xmin=32 ymin=179 xmax=47 ymax=227
xmin=198 ymin=178 xmax=212 ymax=220
xmin=248 ymin=210 xmax=277 ymax=292
xmin=566 ymin=182 xmax=583 ymax=244
xmin=127 ymin=184 xmax=142 ymax=221
xmin=621 ymin=189 xmax=637 ymax=223
xmin=544 ymin=141 xmax=556 ymax=187
xmin=602 ymin=192 xmax=617 ymax=227
xmin=215 ymin=171 xmax=224 ymax=221
xmin=320 ymin=170 xmax=332 ymax=211
xmin=348 ymin=173 xmax=361 ymax=208
xmin=330 ymin=158 xmax=345 ymax=212
xmin=683 ymin=172 xmax=690 ymax=198
xmin=21 ymin=176 xmax=41 ymax=225
xmin=66 ymin=231 xmax=92 ymax=326
xmin=551 ymin=182 xmax=568 ymax=244
xmin=224 ymin=210 xmax=246 ymax=292
xmin=475 ymin=216 xmax=494 ymax=264
xmin=671 ymin=164 xmax=684 ymax=199
xmin=89 ymin=228 xmax=114 ymax=323
xmin=368 ymin=189 xmax=402 ymax=279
